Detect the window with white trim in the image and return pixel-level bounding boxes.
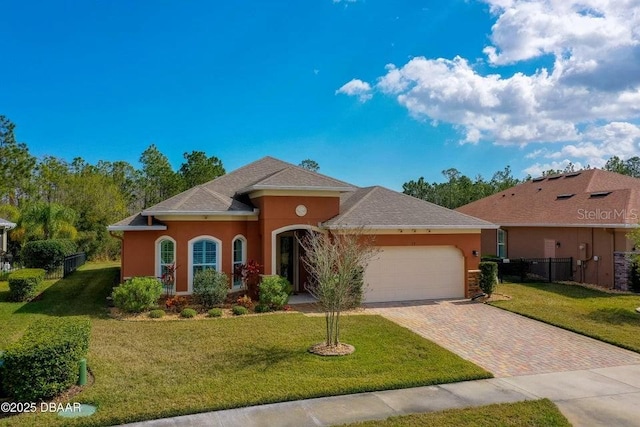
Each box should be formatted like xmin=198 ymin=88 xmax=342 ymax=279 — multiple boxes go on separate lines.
xmin=232 ymin=236 xmax=246 ymax=288
xmin=497 ymin=229 xmax=507 ymax=258
xmin=192 ymin=239 xmax=218 ymax=277
xmin=158 ymin=238 xmax=175 ymax=278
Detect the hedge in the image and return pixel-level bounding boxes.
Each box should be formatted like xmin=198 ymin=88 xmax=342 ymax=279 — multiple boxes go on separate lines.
xmin=8 ymin=268 xmax=46 ymax=302
xmin=21 ymin=239 xmax=78 ymax=272
xmin=112 ymin=276 xmax=163 ymax=313
xmin=1 ymin=317 xmax=91 ymax=401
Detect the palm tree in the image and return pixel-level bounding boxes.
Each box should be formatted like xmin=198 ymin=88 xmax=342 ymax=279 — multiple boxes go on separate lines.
xmin=18 ymin=202 xmax=77 ymax=241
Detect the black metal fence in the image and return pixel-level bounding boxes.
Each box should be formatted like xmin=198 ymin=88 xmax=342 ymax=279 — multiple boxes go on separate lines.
xmin=44 ymin=252 xmax=87 ymax=280
xmin=483 ymin=257 xmax=573 ymax=283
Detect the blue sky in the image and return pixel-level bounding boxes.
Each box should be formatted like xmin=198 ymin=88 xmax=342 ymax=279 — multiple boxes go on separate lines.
xmin=2 ymin=1 xmax=640 ymax=190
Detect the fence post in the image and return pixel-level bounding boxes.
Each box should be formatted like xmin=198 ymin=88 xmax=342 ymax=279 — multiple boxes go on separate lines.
xmin=548 ymin=257 xmax=552 ymax=282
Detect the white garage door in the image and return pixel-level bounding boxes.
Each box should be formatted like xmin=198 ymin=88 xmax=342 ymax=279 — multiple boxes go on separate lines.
xmin=364 ymin=246 xmax=464 ymax=303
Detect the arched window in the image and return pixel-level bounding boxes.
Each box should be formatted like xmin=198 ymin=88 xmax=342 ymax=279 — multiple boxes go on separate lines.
xmin=156 ymin=237 xmax=176 ymax=279
xmin=232 ymin=235 xmax=246 ymax=288
xmin=192 ymin=239 xmax=218 ymax=275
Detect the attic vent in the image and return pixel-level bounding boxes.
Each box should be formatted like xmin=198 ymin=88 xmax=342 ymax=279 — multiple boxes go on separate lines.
xmin=556 ymin=193 xmax=575 ymax=199
xmin=590 ymin=191 xmax=611 ymax=198
xmin=565 ymin=172 xmax=581 ymax=178
xmin=548 ymin=176 xmax=562 ymax=180
xmin=532 ymin=177 xmax=545 ymax=182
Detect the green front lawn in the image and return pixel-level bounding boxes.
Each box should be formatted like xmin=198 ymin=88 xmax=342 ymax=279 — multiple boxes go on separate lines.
xmin=1 ymin=264 xmax=491 ymax=426
xmin=343 ymin=399 xmax=571 ymax=427
xmin=490 ymin=282 xmax=640 ymax=352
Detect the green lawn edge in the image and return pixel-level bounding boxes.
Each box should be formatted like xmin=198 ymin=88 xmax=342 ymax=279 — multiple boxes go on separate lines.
xmin=342 ymin=399 xmax=571 ymax=427
xmin=489 ymin=282 xmax=640 ymax=354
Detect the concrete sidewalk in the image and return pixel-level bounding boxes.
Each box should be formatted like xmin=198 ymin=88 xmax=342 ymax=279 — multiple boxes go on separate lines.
xmin=120 ymin=364 xmax=640 ymax=427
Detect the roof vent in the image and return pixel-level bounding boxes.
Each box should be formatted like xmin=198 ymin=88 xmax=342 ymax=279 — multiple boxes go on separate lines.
xmin=532 ymin=177 xmax=545 ymax=182
xmin=548 ymin=176 xmax=562 ymax=180
xmin=556 ymin=193 xmax=575 ymax=200
xmin=565 ymin=172 xmax=581 ymax=178
xmin=590 ymin=191 xmax=612 ymax=198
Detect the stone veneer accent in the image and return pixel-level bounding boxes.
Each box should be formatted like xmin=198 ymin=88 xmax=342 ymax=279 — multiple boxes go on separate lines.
xmin=613 ymin=251 xmax=639 ymax=291
xmin=467 ymin=269 xmax=481 ymax=298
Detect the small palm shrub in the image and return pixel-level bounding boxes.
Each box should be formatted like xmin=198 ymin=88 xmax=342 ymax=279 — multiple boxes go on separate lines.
xmin=181 ymin=308 xmax=197 ymax=318
xmin=112 ymin=277 xmax=163 ymax=313
xmin=193 ymin=269 xmax=229 ymax=308
xmin=232 ymin=305 xmax=249 ymax=316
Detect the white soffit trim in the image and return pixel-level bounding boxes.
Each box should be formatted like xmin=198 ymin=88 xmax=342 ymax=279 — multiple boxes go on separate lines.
xmin=107 ymin=225 xmax=168 ymax=231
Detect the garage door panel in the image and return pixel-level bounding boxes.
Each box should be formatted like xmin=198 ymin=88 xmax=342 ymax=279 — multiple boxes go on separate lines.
xmin=364 ymin=246 xmax=464 ymax=303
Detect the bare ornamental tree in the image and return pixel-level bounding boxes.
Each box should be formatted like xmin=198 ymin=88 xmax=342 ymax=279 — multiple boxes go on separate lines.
xmin=299 ymin=230 xmax=377 ymax=356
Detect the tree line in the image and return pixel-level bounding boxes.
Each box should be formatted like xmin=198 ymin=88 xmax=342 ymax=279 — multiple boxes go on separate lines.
xmin=0 ymin=115 xmax=225 ymax=260
xmin=402 ymin=157 xmax=640 ymax=209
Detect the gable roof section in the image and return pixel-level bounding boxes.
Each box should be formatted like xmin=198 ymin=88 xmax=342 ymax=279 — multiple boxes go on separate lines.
xmin=239 ymin=166 xmax=355 ymax=193
xmin=142 ymin=156 xmax=355 ymax=216
xmin=456 ymin=169 xmax=640 ymax=227
xmin=324 ymin=186 xmax=496 ymax=230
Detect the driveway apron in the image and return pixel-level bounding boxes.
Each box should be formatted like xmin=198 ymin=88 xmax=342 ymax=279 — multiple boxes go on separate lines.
xmin=367 ymin=300 xmax=640 ymax=377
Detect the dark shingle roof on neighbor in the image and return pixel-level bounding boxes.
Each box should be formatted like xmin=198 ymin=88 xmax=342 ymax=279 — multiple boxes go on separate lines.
xmin=457 ymin=169 xmax=640 ymax=227
xmin=110 ymin=156 xmax=495 ymax=230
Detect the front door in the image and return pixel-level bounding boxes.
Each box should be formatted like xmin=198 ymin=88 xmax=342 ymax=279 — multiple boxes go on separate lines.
xmin=279 ymin=235 xmax=295 ymax=285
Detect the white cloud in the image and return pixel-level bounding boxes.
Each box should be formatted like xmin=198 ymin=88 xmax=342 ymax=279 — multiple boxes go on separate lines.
xmin=333 ymin=0 xmax=358 ymax=3
xmin=345 ymin=0 xmax=640 ymax=170
xmin=524 ymin=159 xmax=587 ymax=177
xmin=336 ymin=78 xmax=373 ymax=102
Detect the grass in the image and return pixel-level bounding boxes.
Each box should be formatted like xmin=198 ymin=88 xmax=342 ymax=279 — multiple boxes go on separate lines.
xmin=0 ymin=263 xmax=491 ymax=426
xmin=342 ymin=399 xmax=571 ymax=427
xmin=490 ymin=282 xmax=640 ymax=352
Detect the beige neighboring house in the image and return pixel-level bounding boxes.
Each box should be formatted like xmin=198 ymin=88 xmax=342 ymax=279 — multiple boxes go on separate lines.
xmin=457 ymin=169 xmax=640 ymax=289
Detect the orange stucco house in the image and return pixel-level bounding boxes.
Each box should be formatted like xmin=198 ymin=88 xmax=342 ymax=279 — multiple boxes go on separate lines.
xmin=108 ymin=157 xmax=495 ymax=302
xmin=457 ymin=169 xmax=640 ymax=289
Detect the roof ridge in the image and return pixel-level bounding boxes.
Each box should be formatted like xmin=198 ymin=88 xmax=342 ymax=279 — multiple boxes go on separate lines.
xmin=201 ymin=186 xmax=236 ymax=207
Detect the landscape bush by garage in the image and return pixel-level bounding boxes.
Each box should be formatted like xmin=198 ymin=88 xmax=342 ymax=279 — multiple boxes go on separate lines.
xmin=258 ymin=275 xmax=291 ymax=310
xmin=7 ymin=268 xmax=45 ymax=301
xmin=1 ymin=317 xmax=91 ymax=401
xmin=112 ymin=277 xmax=163 ymax=313
xmin=193 ymin=269 xmax=229 ymax=308
xmin=479 ymin=261 xmax=498 ymax=297
xmin=20 ymin=239 xmax=78 ymax=271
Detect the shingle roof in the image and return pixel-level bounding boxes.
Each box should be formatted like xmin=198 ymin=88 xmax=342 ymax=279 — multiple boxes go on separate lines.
xmin=108 ymin=213 xmax=167 ymax=231
xmin=456 ymin=169 xmax=640 ymax=227
xmin=142 ymin=156 xmax=354 ymax=215
xmin=323 ymin=186 xmax=496 ymax=229
xmin=111 ymin=156 xmax=494 ymax=230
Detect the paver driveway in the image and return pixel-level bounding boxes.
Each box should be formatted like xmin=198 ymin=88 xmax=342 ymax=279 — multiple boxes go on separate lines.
xmin=368 ymin=300 xmax=640 ymax=377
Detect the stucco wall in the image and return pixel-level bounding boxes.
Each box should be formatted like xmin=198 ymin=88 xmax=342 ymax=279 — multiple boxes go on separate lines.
xmin=491 ymin=226 xmax=631 ymax=287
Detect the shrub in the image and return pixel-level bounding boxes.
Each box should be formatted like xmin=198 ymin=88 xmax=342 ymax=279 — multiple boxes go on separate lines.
xmin=149 ymin=309 xmax=165 ymax=319
xmin=208 ymin=308 xmax=223 ymax=318
xmin=181 ymin=308 xmax=197 ymax=318
xmin=254 ymin=303 xmax=271 ymax=313
xmin=232 ymin=305 xmax=248 ymax=316
xmin=21 ymin=239 xmax=77 ymax=272
xmin=259 ymin=275 xmax=291 ymax=310
xmin=112 ymin=277 xmax=163 ymax=313
xmin=8 ymin=268 xmax=45 ymax=302
xmin=0 ymin=351 xmax=5 ymax=398
xmin=236 ymin=294 xmax=254 ymax=309
xmin=479 ymin=261 xmax=498 ymax=297
xmin=164 ymin=295 xmax=189 ymax=313
xmin=2 ymin=317 xmax=91 ymax=401
xmin=193 ymin=269 xmax=229 ymax=308
xmin=630 ymin=258 xmax=640 ymax=293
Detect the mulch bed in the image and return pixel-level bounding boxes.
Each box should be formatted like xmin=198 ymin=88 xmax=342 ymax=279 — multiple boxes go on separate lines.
xmin=308 ymin=342 xmax=355 ymax=356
